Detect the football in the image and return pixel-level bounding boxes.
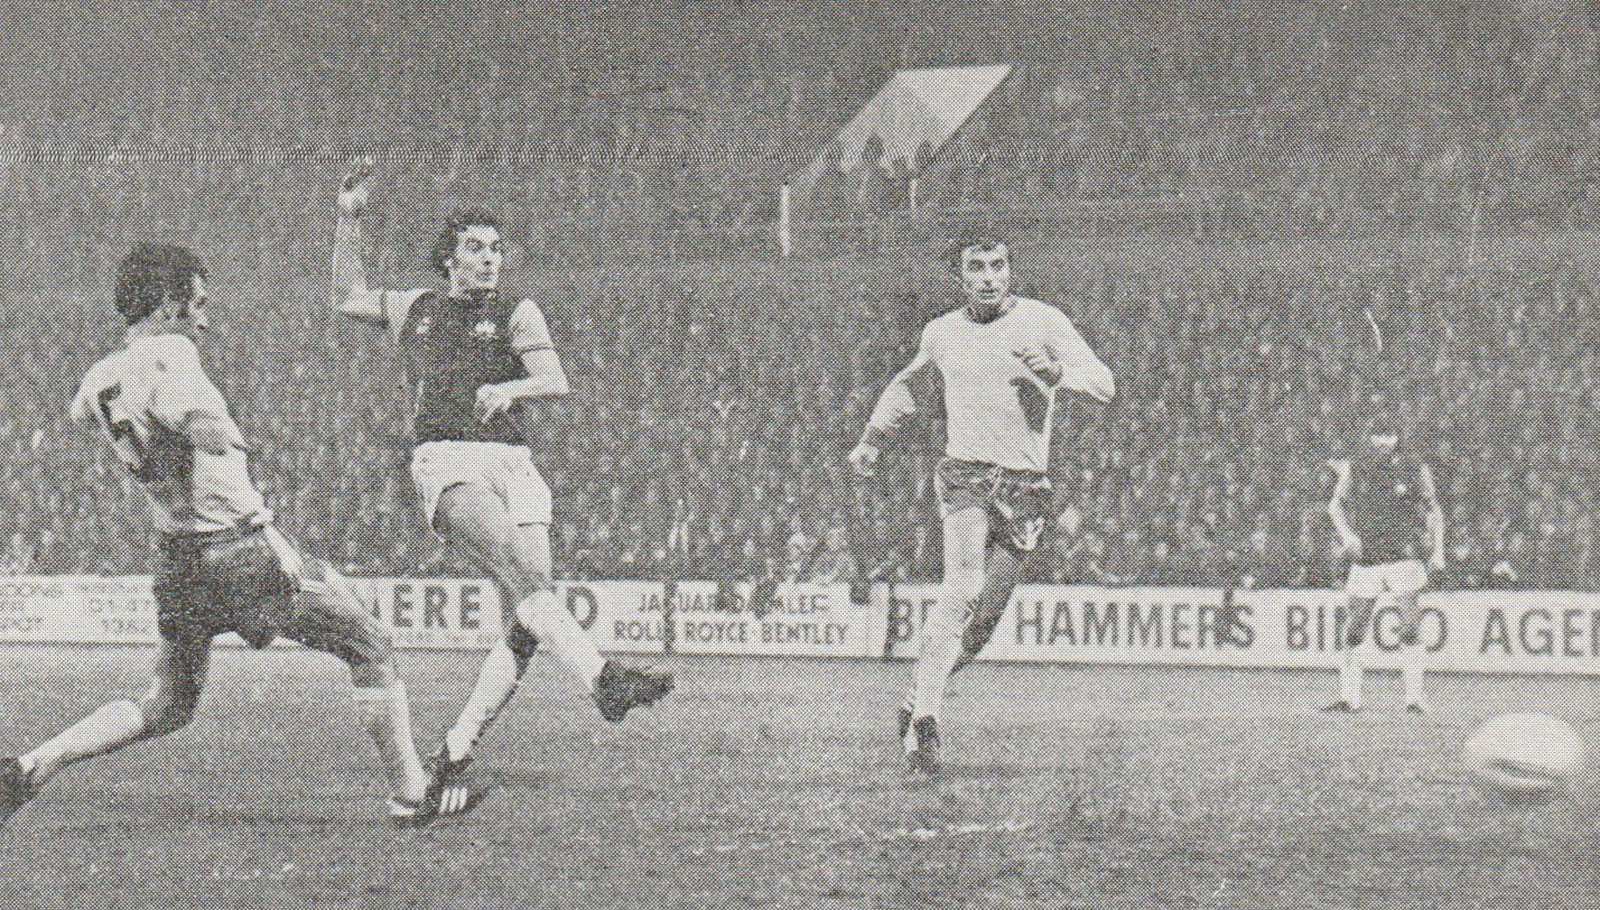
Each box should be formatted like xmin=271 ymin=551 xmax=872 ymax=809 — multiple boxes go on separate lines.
xmin=1465 ymin=713 xmax=1587 ymax=796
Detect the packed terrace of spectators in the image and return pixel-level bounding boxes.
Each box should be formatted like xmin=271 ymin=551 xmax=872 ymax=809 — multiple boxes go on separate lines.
xmin=2 ymin=0 xmax=1599 ymax=588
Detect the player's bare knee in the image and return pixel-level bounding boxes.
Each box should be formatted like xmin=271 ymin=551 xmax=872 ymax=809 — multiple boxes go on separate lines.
xmin=943 ymin=570 xmax=985 ymax=607
xmin=343 ymin=621 xmax=396 ymax=679
xmin=348 ymin=657 xmax=396 ymax=690
xmin=505 ymin=619 xmax=540 ymax=665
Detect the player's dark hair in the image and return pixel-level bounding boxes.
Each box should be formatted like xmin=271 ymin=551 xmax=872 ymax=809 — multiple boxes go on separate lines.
xmin=114 ymin=244 xmax=208 ymax=324
xmin=947 ymin=235 xmax=1010 ymax=274
xmin=430 ymin=209 xmax=502 ymax=276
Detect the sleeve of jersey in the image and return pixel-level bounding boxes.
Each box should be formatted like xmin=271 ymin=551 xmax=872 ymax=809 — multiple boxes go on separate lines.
xmin=863 ymin=323 xmax=938 ymax=447
xmin=1049 ymin=313 xmax=1114 ymax=402
xmin=509 ymin=300 xmax=557 ymax=356
xmin=148 ymin=363 xmax=231 ymax=432
xmin=385 ymin=289 xmax=431 ymax=343
xmin=68 ymin=382 xmax=94 ymax=428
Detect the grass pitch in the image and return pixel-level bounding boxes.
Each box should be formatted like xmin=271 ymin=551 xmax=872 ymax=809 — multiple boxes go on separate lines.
xmin=0 ymin=645 xmax=1594 ymax=909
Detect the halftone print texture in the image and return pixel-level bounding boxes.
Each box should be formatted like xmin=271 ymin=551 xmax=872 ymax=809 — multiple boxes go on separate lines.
xmin=0 ymin=2 xmax=1597 ymax=908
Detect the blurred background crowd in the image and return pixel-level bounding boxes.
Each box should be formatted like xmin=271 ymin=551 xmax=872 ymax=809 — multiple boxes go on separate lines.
xmin=3 ymin=0 xmax=1600 ymax=589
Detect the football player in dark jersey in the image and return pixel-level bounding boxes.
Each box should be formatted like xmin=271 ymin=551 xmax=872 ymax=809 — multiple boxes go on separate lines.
xmin=330 ymin=161 xmax=672 ymax=816
xmin=1325 ymin=419 xmax=1445 ymax=713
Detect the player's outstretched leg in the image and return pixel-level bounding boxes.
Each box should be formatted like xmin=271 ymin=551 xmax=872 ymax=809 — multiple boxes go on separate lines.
xmin=278 ymin=556 xmax=461 ymax=825
xmin=897 ymin=544 xmax=1026 ymax=740
xmin=905 ymin=506 xmax=988 ymax=769
xmin=504 ymin=523 xmax=671 ymax=722
xmin=1326 ymin=595 xmax=1376 ymax=713
xmin=440 ymin=483 xmax=671 ymax=734
xmin=429 ymin=484 xmax=580 ymax=772
xmin=2 ymin=635 xmax=209 ymax=825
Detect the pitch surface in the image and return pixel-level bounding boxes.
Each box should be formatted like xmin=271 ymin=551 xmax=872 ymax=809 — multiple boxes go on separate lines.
xmin=0 ymin=645 xmax=1594 ymax=909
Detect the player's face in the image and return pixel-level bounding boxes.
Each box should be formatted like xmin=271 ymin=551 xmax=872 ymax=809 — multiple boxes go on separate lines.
xmin=448 ymin=226 xmax=504 ymax=294
xmin=960 ymin=244 xmax=1012 ymax=316
xmin=169 ymin=275 xmax=209 ymax=338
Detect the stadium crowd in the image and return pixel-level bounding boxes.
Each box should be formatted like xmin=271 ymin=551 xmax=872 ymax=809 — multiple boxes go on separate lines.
xmin=3 ymin=231 xmax=1600 ymax=592
xmin=2 ymin=0 xmax=1600 ymax=589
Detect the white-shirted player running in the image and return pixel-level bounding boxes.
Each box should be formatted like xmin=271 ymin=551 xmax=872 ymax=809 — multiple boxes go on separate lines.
xmin=850 ymin=237 xmax=1114 ymax=772
xmin=330 ymin=162 xmax=672 ymax=815
xmin=0 ymin=245 xmax=449 ymax=826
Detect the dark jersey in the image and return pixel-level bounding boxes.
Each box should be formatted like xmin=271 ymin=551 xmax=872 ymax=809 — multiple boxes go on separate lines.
xmin=397 ymin=290 xmax=553 ymax=445
xmin=1345 ymin=446 xmax=1431 ymax=565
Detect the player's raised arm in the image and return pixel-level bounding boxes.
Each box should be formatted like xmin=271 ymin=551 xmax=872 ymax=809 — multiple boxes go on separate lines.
xmin=330 ymin=159 xmax=419 ymax=336
xmin=851 ymin=326 xmax=938 ymax=476
xmin=330 ymin=159 xmax=379 ymax=318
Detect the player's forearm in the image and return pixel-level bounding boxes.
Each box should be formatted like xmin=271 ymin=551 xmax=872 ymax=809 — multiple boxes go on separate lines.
xmin=330 ymin=214 xmax=377 ymax=316
xmin=487 ymin=374 xmax=569 ymax=401
xmin=1057 ymin=348 xmax=1114 ymax=402
xmin=1328 ymin=499 xmax=1356 ymax=542
xmin=862 ymin=371 xmax=922 ymax=446
xmin=862 ymin=399 xmax=910 ymax=448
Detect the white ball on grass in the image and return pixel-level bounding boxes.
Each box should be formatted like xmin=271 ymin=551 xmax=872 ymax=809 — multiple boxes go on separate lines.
xmin=1465 ymin=713 xmax=1586 ymax=796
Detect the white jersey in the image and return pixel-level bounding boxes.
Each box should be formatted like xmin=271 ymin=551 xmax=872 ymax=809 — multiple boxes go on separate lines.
xmin=866 ymin=296 xmax=1113 ymax=473
xmin=72 ymin=334 xmax=269 ymax=536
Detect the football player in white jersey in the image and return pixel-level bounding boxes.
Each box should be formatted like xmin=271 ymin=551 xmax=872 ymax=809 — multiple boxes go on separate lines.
xmin=330 ymin=162 xmax=672 ymax=815
xmin=0 ymin=245 xmax=454 ymax=826
xmin=851 ymin=238 xmax=1114 ymax=772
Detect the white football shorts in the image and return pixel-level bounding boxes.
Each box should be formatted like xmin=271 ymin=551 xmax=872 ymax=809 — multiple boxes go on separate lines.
xmin=1346 ymin=558 xmax=1429 ymax=599
xmin=411 ymin=440 xmax=552 ymax=530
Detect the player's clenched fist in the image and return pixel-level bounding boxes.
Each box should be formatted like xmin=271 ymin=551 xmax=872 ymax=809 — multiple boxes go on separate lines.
xmin=474 ymin=383 xmax=518 ymax=424
xmin=1013 ymin=344 xmax=1062 ymax=387
xmin=848 ymin=441 xmax=880 ymax=477
xmin=338 ymin=157 xmax=374 ymax=216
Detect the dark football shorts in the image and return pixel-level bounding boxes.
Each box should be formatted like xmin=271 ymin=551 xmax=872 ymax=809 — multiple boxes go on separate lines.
xmin=936 ymin=457 xmax=1056 ymax=556
xmin=154 ymin=524 xmax=301 ymax=649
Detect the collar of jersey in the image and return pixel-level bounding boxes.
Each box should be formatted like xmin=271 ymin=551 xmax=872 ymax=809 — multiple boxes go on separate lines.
xmin=125 ymin=331 xmax=197 ymax=353
xmin=448 ymin=288 xmax=500 ymax=308
xmin=965 ymin=295 xmax=1017 ymax=324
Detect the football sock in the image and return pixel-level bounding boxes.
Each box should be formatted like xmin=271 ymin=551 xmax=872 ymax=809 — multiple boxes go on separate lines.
xmin=444 ymin=641 xmax=525 ymax=763
xmin=354 ymin=682 xmax=427 ymax=802
xmin=514 ymin=590 xmax=606 ymax=690
xmin=1402 ymin=664 xmax=1426 ymax=709
xmin=24 ymin=698 xmax=146 ymax=786
xmin=911 ymin=595 xmax=968 ymax=724
xmin=1339 ymin=658 xmax=1364 ymax=710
